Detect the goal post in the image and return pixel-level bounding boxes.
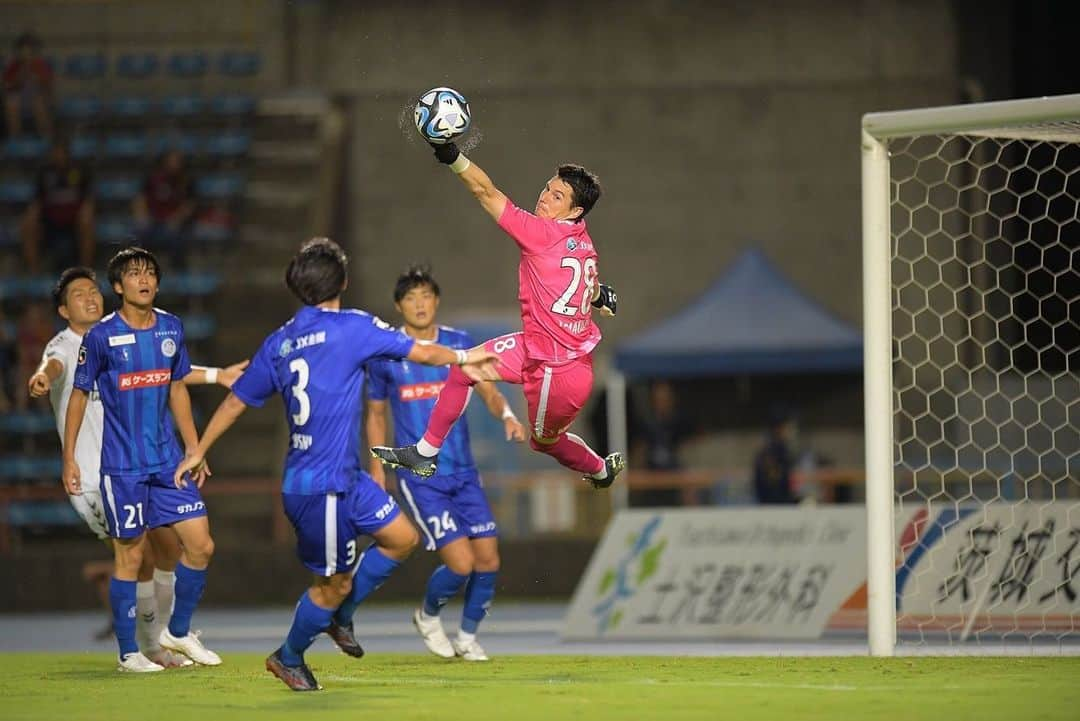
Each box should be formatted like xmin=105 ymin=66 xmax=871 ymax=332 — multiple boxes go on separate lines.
xmin=861 ymin=94 xmax=1080 ymax=656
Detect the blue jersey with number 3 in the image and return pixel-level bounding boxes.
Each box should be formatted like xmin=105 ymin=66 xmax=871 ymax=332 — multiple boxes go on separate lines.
xmin=231 ymin=305 xmax=415 ymax=495
xmin=366 ymin=326 xmax=478 ymax=475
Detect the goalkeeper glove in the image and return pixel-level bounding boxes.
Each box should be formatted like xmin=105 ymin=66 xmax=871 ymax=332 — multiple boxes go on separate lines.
xmin=431 ymin=141 xmax=460 ymax=165
xmin=591 ymin=283 xmax=617 ymax=317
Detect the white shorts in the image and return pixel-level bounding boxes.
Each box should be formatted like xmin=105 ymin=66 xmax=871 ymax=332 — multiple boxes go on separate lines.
xmin=68 ymin=488 xmax=110 ymax=540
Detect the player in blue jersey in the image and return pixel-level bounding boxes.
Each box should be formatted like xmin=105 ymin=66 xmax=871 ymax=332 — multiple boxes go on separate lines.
xmin=173 ymin=238 xmax=499 ymax=691
xmin=62 ymin=247 xmax=221 ymax=672
xmin=366 ymin=265 xmax=525 ymax=661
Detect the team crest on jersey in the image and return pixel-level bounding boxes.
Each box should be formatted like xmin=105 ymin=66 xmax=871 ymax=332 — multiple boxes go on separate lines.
xmin=161 ymin=338 xmax=177 ymax=358
xmin=566 ymin=237 xmax=578 ymax=251
xmin=279 ymin=338 xmax=293 ymax=357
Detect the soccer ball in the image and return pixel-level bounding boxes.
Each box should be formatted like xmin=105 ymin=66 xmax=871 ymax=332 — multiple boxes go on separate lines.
xmin=414 ymin=87 xmax=471 ymax=145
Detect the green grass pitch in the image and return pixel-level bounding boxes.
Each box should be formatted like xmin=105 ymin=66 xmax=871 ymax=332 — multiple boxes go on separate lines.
xmin=2 ymin=653 xmax=1077 ymax=721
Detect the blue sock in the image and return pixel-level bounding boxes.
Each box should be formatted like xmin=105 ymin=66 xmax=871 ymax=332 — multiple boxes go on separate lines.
xmin=422 ymin=565 xmax=469 ymax=616
xmin=460 ymin=571 xmax=497 ymax=634
xmin=332 ymin=546 xmax=401 ymax=627
xmin=168 ymin=562 xmax=207 ymax=637
xmin=281 ymin=592 xmax=334 ymax=667
xmin=109 ymin=577 xmax=138 ymax=658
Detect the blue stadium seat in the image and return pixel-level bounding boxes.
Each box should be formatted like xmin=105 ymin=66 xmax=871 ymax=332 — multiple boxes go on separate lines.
xmin=103 ymin=134 xmax=148 ymax=159
xmin=195 ymin=173 xmax=246 ymax=199
xmin=95 ymin=215 xmax=136 ymax=244
xmin=108 ymin=95 xmax=154 ymax=118
xmin=159 ymin=94 xmax=205 ymax=117
xmin=0 ymin=456 xmax=63 ymax=483
xmin=0 ymin=412 xmax=55 ymax=434
xmin=58 ymin=95 xmax=103 ymax=120
xmin=63 ymin=53 xmax=107 ymax=79
xmin=192 ymin=222 xmax=232 ymax=244
xmin=162 ymin=271 xmax=221 ymax=296
xmin=184 ymin=313 xmax=218 ymax=341
xmin=0 ymin=179 xmax=34 ymax=204
xmin=217 ymin=50 xmax=261 ymax=76
xmin=70 ymin=135 xmax=99 ymax=160
xmin=95 ymin=176 xmax=141 ymax=203
xmin=5 ymin=501 xmax=82 ymax=527
xmin=204 ymin=131 xmax=251 ymax=158
xmin=115 ymin=52 xmax=159 ymax=79
xmin=151 ymin=133 xmax=200 ymax=156
xmin=0 ymin=221 xmax=18 ymax=249
xmin=3 ymin=136 xmax=48 ymax=161
xmin=210 ymin=93 xmax=256 ymax=116
xmin=168 ymin=52 xmax=209 ymax=78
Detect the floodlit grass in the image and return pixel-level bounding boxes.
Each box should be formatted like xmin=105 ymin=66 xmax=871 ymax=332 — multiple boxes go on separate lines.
xmin=2 ymin=653 xmax=1077 ymax=721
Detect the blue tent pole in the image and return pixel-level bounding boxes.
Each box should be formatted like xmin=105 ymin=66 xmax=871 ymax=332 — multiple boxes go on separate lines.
xmin=605 ymin=369 xmax=629 ymax=511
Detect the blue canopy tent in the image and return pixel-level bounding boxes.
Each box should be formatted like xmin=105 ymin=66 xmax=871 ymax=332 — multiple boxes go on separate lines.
xmin=604 ymin=248 xmax=863 ymax=505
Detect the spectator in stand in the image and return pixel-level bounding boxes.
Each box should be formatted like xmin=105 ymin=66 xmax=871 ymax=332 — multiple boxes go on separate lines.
xmin=3 ymin=31 xmax=54 ymax=138
xmin=629 ymin=380 xmax=695 ymax=508
xmin=752 ymin=407 xmax=800 ymax=505
xmin=133 ymin=151 xmax=196 ymax=267
xmin=21 ymin=139 xmax=95 ymax=273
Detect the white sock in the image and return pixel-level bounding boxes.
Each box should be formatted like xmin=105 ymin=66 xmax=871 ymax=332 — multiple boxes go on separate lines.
xmin=153 ymin=568 xmax=175 ymax=631
xmin=136 ymin=581 xmax=159 ymax=653
xmin=416 ymin=439 xmax=440 ymax=458
xmin=590 ymin=465 xmax=609 ymax=480
xmin=457 ymin=629 xmax=476 ymax=645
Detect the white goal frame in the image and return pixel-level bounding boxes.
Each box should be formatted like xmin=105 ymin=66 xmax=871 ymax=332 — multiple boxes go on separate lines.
xmin=861 ymin=93 xmax=1080 ymax=656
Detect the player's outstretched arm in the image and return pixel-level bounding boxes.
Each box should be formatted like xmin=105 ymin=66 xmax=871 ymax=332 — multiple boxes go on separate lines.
xmin=364 ymin=399 xmax=389 ymax=487
xmin=61 ymin=387 xmax=89 ymax=494
xmin=431 ymin=142 xmax=507 ymax=222
xmin=406 ymin=343 xmax=502 ymax=382
xmin=186 ymin=360 xmax=250 ymax=389
xmin=27 ymin=357 xmax=63 ymax=398
xmin=475 ymin=382 xmax=525 ymax=442
xmin=174 ymin=392 xmax=248 ymax=489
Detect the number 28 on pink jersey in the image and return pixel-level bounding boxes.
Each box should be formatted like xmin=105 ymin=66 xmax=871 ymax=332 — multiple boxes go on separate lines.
xmin=497 ymin=201 xmax=603 ymax=363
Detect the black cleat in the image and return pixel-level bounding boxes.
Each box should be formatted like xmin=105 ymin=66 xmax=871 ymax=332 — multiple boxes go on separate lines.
xmin=265 ymin=648 xmax=322 ymax=691
xmin=586 ymin=452 xmax=626 ymax=490
xmin=371 ymin=445 xmax=438 ymax=478
xmin=326 ymin=620 xmax=365 ymax=658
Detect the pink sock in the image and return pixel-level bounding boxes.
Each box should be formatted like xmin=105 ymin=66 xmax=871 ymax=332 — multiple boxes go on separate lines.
xmin=421 ymin=366 xmax=475 ymax=450
xmin=531 ymin=433 xmax=605 ymax=475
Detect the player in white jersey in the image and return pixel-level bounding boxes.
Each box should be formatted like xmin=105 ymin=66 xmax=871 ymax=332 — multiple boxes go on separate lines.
xmin=27 ymin=266 xmax=246 ymax=669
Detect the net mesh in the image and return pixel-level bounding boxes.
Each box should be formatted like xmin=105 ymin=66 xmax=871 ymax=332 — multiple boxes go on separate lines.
xmin=888 ymin=127 xmax=1080 ymax=645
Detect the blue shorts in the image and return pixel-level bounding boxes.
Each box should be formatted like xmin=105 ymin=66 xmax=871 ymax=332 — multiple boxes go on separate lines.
xmin=100 ymin=467 xmax=206 ymax=539
xmin=282 ymin=473 xmax=400 ymax=576
xmin=397 ymin=469 xmax=497 ymax=552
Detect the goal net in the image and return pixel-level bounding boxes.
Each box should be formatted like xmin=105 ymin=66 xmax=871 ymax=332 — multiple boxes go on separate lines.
xmin=861 ymin=95 xmax=1080 ymax=655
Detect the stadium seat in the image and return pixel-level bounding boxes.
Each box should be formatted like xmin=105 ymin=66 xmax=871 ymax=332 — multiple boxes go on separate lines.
xmin=0 ymin=456 xmax=63 ymax=483
xmin=151 ymin=133 xmax=200 ymax=156
xmin=168 ymin=52 xmax=209 ymax=78
xmin=0 ymin=179 xmax=34 ymax=204
xmin=5 ymin=501 xmax=82 ymax=527
xmin=184 ymin=313 xmax=218 ymax=341
xmin=70 ymin=135 xmax=99 ymax=160
xmin=162 ymin=270 xmax=221 ymax=296
xmin=209 ymin=93 xmax=256 ymax=116
xmin=195 ymin=173 xmax=246 ymax=199
xmin=0 ymin=221 xmax=18 ymax=249
xmin=108 ymin=95 xmax=154 ymax=118
xmin=57 ymin=95 xmax=103 ymax=120
xmin=0 ymin=412 xmax=55 ymax=435
xmin=192 ymin=221 xmax=232 ymax=244
xmin=103 ymin=134 xmax=148 ymax=159
xmin=95 ymin=176 xmax=141 ymax=203
xmin=63 ymin=53 xmax=107 ymax=79
xmin=217 ymin=50 xmax=261 ymax=76
xmin=115 ymin=52 xmax=160 ymax=79
xmin=95 ymin=215 xmax=136 ymax=244
xmin=160 ymin=94 xmax=205 ymax=117
xmin=204 ymin=131 xmax=251 ymax=158
xmin=2 ymin=136 xmax=48 ymax=161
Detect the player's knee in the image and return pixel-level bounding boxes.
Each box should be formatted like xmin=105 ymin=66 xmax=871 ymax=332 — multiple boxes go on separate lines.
xmin=474 ymin=551 xmax=500 ymax=573
xmin=530 ymin=434 xmax=559 ymax=453
xmin=186 ymin=535 xmax=215 ymax=566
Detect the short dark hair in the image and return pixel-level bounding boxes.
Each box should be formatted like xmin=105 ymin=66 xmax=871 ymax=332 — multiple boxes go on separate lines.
xmin=393 ymin=264 xmax=440 ymax=303
xmin=15 ymin=32 xmax=41 ymax=52
xmin=286 ymin=237 xmax=348 ymax=306
xmin=107 ymin=247 xmax=161 ymax=294
xmin=557 ymin=164 xmax=602 ymax=221
xmin=52 ymin=267 xmax=97 ymax=309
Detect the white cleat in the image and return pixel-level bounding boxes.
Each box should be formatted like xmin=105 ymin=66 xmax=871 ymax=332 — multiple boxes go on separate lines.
xmin=118 ymin=652 xmax=165 ymax=673
xmin=413 ymin=609 xmax=455 ymax=659
xmin=452 ymin=637 xmax=490 ymax=662
xmin=147 ymin=648 xmax=194 ymax=668
xmin=159 ymin=628 xmax=222 ymax=666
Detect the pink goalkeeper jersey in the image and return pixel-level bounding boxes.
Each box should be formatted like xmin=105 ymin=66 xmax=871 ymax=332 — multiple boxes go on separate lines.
xmin=498 ymin=200 xmax=602 ymax=362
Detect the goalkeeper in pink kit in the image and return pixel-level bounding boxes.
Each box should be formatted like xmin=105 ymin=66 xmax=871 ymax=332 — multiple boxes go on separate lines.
xmin=373 ymin=139 xmax=624 ymax=489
